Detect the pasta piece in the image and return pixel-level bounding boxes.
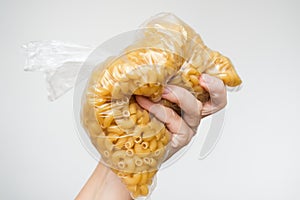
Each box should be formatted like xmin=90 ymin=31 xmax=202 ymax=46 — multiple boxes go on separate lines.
xmin=119 ymin=82 xmax=130 ymax=94
xmin=134 ymin=156 xmax=143 ymax=167
xmin=104 ymin=138 xmax=114 ymax=152
xmin=124 ymin=157 xmax=136 ymax=172
xmin=125 ymin=149 xmax=134 ymax=157
xmin=87 ymin=122 xmax=102 ymax=137
xmin=134 ymin=143 xmax=151 ymax=155
xmin=136 ymin=109 xmax=143 ymax=119
xmin=116 ymin=118 xmax=135 ymax=129
xmin=107 ymin=125 xmax=125 ymax=136
xmin=95 ymin=103 xmax=111 ymax=115
xmin=139 ymin=172 xmax=148 ymax=185
xmin=148 ymin=158 xmax=158 ymax=168
xmin=190 ymin=75 xmax=199 ymax=85
xmin=139 ymin=184 xmax=149 ymax=196
xmin=118 ymin=161 xmax=126 ymax=169
xmin=160 ymin=134 xmax=170 ymax=145
xmin=136 ymin=165 xmax=149 ymax=172
xmin=157 ymin=141 xmax=164 ymax=149
xmin=148 ymin=69 xmax=157 ymax=83
xmin=149 ymin=139 xmax=158 ymax=151
xmin=114 ymin=137 xmax=128 ymax=149
xmin=122 ymin=173 xmax=142 ymax=185
xmin=129 ymin=103 xmax=137 ymax=114
xmin=122 ymin=110 xmax=130 ymax=118
xmin=141 ymin=110 xmax=150 ymax=124
xmin=141 ymin=141 xmax=149 ymax=149
xmin=103 ymin=150 xmax=110 ymax=158
xmin=111 ymin=150 xmax=126 ymax=163
xmin=107 ymin=133 xmax=119 ymax=144
xmin=134 ymin=136 xmax=142 ymax=144
xmin=127 ymin=185 xmax=137 ymax=193
xmin=124 ymin=137 xmax=134 ymax=149
xmin=130 ymin=114 xmax=137 ymax=124
xmin=116 ymin=171 xmax=126 ymax=178
xmin=143 ymin=157 xmax=151 ymax=165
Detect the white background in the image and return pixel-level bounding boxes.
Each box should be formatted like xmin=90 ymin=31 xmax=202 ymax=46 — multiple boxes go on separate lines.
xmin=1 ymin=0 xmax=300 ymax=199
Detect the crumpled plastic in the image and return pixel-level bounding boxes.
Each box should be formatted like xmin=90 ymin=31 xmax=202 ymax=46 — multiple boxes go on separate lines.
xmin=23 ymin=12 xmax=242 ymax=200
xmin=81 ymin=13 xmax=242 ymax=199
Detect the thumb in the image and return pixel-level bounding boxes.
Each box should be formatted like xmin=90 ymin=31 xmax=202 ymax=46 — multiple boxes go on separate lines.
xmin=199 ymin=74 xmax=227 ymax=117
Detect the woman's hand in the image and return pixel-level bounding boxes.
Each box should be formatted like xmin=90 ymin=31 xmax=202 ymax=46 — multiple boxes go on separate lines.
xmin=136 ymin=74 xmax=227 ymax=158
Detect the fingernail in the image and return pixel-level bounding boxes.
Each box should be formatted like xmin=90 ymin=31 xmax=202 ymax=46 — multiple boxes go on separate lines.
xmin=162 ymin=86 xmax=171 ymax=94
xmin=201 ymin=74 xmax=212 ymax=84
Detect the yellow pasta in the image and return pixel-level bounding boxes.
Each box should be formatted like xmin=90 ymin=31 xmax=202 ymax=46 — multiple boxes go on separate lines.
xmin=123 ymin=173 xmax=142 ymax=185
xmin=122 ymin=110 xmax=130 ymax=118
xmin=95 ymin=103 xmax=111 ymax=115
xmin=136 ymin=165 xmax=149 ymax=172
xmin=154 ymin=148 xmax=163 ymax=158
xmin=124 ymin=137 xmax=134 ymax=149
xmin=93 ymin=86 xmax=111 ymax=97
xmin=139 ymin=184 xmax=149 ymax=196
xmin=107 ymin=125 xmax=125 ymax=136
xmin=114 ymin=137 xmax=128 ymax=149
xmin=141 ymin=110 xmax=150 ymax=124
xmin=111 ymin=150 xmax=126 ymax=163
xmin=81 ymin=13 xmax=242 ymax=199
xmin=124 ymin=157 xmax=136 ymax=172
xmin=129 ymin=103 xmax=137 ymax=114
xmin=157 ymin=141 xmax=164 ymax=150
xmin=103 ymin=150 xmax=110 ymax=158
xmin=190 ymin=75 xmax=200 ymax=85
xmin=116 ymin=118 xmax=135 ymax=129
xmin=87 ymin=122 xmax=102 ymax=137
xmin=127 ymin=184 xmax=137 ymax=193
xmin=160 ymin=131 xmax=171 ymax=145
xmin=125 ymin=149 xmax=134 ymax=157
xmin=141 ymin=141 xmax=149 ymax=149
xmin=116 ymin=171 xmax=127 ymax=178
xmin=149 ymin=139 xmax=158 ymax=151
xmin=129 ymin=114 xmax=137 ymax=124
xmin=148 ymin=158 xmax=158 ymax=168
xmin=116 ymin=99 xmax=125 ymax=106
xmin=143 ymin=157 xmax=151 ymax=165
xmin=134 ymin=136 xmax=142 ymax=144
xmin=119 ymin=82 xmax=130 ymax=94
xmin=136 ymin=109 xmax=143 ymax=119
xmin=148 ymin=69 xmax=157 ymax=83
xmin=134 ymin=156 xmax=143 ymax=167
xmin=104 ymin=138 xmax=114 ymax=152
xmin=118 ymin=161 xmax=126 ymax=169
xmin=107 ymin=133 xmax=119 ymax=144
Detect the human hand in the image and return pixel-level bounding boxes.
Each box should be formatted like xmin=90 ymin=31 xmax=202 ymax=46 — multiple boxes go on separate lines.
xmin=136 ymin=74 xmax=227 ymax=159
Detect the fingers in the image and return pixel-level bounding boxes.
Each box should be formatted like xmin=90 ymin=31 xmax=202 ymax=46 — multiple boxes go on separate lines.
xmin=135 ymin=96 xmax=195 ymax=150
xmin=199 ymin=74 xmax=227 ymax=117
xmin=161 ymin=85 xmax=202 ymax=128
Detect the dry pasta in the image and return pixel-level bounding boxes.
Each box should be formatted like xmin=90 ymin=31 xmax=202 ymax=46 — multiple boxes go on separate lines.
xmin=81 ymin=13 xmax=242 ymax=199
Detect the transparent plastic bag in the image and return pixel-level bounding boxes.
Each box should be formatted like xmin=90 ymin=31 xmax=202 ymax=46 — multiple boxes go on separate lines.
xmin=23 ymin=13 xmax=242 ymax=200
xmin=23 ymin=40 xmax=94 ymax=101
xmin=80 ymin=13 xmax=241 ymax=199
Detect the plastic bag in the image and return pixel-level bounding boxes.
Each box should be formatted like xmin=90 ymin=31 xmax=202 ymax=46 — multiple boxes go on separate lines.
xmin=23 ymin=13 xmax=242 ymax=200
xmin=23 ymin=40 xmax=94 ymax=101
xmin=80 ymin=13 xmax=241 ymax=199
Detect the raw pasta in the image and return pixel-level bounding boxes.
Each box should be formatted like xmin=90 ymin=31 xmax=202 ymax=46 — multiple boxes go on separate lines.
xmin=81 ymin=13 xmax=242 ymax=198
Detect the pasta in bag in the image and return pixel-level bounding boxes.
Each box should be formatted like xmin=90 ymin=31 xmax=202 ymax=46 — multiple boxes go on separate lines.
xmin=81 ymin=13 xmax=242 ymax=199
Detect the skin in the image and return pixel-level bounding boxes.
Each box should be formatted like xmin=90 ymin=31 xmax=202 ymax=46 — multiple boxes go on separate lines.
xmin=76 ymin=74 xmax=227 ymax=200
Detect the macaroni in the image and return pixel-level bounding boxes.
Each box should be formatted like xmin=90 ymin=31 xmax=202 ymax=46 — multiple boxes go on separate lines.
xmin=81 ymin=13 xmax=242 ymax=199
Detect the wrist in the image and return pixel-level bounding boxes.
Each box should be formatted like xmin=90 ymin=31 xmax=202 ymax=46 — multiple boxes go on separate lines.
xmin=76 ymin=162 xmax=132 ymax=200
